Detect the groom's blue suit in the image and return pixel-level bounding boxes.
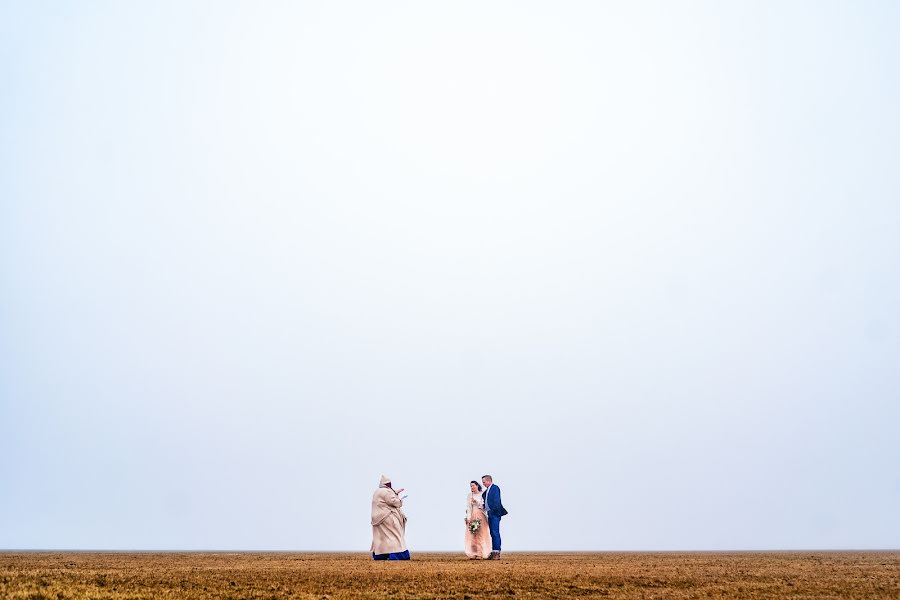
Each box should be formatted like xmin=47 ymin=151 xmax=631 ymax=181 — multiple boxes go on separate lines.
xmin=482 ymin=484 xmax=508 ymax=552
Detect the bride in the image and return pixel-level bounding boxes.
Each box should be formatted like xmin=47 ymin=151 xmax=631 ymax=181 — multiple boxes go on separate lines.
xmin=464 ymin=480 xmax=492 ymax=559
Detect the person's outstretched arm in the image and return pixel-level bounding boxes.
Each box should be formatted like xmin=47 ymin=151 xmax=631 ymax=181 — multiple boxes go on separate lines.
xmin=384 ymin=490 xmax=403 ymax=508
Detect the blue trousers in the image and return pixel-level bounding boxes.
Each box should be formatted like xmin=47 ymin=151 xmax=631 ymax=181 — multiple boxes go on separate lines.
xmin=372 ymin=550 xmax=410 ymax=560
xmin=488 ymin=516 xmax=501 ymax=551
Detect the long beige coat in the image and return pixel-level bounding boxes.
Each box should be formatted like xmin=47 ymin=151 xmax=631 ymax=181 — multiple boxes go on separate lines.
xmin=371 ymin=484 xmax=407 ymax=555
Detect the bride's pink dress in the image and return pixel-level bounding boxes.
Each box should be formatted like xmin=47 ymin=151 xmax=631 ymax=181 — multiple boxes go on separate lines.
xmin=465 ymin=491 xmax=492 ymax=559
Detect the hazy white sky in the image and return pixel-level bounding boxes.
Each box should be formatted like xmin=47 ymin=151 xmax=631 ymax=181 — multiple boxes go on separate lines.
xmin=1 ymin=1 xmax=899 ymax=551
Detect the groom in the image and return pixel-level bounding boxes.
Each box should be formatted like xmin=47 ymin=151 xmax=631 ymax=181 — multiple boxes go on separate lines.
xmin=481 ymin=474 xmax=508 ymax=560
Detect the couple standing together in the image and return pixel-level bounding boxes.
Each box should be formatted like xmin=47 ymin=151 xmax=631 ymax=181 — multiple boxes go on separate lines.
xmin=465 ymin=474 xmax=508 ymax=560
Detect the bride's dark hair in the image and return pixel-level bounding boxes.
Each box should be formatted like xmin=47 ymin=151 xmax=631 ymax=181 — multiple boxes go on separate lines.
xmin=470 ymin=480 xmax=482 ymax=491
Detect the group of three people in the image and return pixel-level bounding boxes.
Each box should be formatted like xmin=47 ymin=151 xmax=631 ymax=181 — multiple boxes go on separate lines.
xmin=370 ymin=474 xmax=508 ymax=560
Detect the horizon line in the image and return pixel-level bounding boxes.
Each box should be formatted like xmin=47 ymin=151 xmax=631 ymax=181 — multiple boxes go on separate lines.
xmin=3 ymin=548 xmax=898 ymax=553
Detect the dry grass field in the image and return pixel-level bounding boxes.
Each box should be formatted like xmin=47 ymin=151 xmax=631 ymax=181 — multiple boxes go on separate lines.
xmin=1 ymin=551 xmax=897 ymax=599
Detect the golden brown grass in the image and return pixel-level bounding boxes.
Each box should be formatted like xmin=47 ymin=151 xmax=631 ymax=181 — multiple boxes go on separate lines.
xmin=1 ymin=551 xmax=897 ymax=599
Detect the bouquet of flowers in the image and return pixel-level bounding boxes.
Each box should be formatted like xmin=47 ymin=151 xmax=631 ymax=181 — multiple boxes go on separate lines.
xmin=468 ymin=518 xmax=482 ymax=535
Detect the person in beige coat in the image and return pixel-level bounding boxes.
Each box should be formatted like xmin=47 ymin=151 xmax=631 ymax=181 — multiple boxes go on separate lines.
xmin=371 ymin=474 xmax=410 ymax=560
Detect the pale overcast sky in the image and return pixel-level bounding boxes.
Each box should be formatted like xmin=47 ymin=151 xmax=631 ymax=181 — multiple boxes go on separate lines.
xmin=1 ymin=1 xmax=899 ymax=551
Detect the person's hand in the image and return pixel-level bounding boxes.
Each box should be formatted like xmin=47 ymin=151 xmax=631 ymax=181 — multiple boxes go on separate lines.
xmin=396 ymin=488 xmax=405 ymax=494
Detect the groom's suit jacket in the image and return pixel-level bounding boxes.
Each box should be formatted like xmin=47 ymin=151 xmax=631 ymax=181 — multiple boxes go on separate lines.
xmin=482 ymin=484 xmax=508 ymax=518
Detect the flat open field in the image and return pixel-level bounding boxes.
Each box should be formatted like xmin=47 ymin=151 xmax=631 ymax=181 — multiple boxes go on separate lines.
xmin=1 ymin=551 xmax=898 ymax=599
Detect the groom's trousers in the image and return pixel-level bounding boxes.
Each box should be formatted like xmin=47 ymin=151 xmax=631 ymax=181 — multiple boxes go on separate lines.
xmin=487 ymin=516 xmax=501 ymax=551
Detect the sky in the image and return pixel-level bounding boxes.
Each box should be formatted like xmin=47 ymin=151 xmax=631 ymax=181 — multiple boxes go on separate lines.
xmin=1 ymin=1 xmax=899 ymax=551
